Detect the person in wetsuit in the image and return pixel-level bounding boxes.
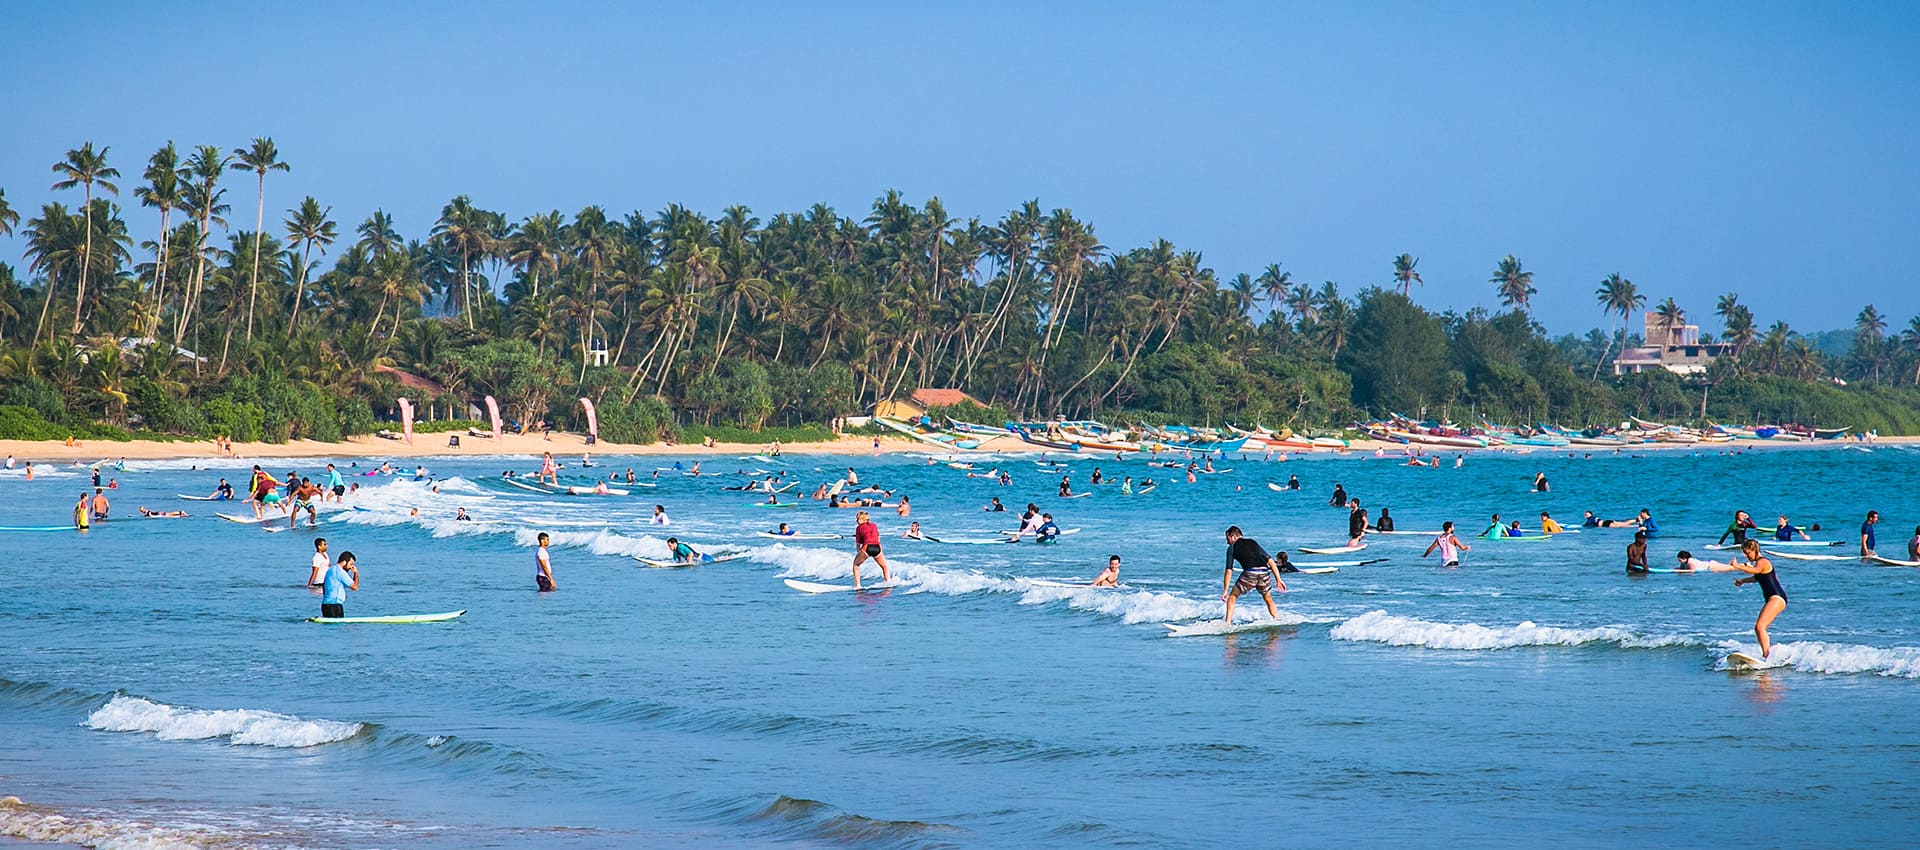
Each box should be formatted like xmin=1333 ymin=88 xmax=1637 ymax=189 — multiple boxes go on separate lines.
xmin=1374 ymin=508 xmax=1396 ymax=533
xmin=1222 ymin=525 xmax=1288 ymax=624
xmin=1286 ymin=474 xmax=1300 ymax=490
xmin=1532 ymin=471 xmax=1549 ymax=492
xmin=1346 ymin=500 xmax=1369 ymax=547
xmin=1716 ymin=510 xmax=1757 ymax=547
xmin=1328 ymin=483 xmax=1347 ymax=507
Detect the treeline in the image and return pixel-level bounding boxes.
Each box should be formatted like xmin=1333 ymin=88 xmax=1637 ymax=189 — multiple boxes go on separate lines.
xmin=1 ymin=137 xmax=1917 ymax=442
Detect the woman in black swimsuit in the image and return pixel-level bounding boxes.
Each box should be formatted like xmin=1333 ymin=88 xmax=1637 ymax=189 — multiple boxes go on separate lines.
xmin=1721 ymin=539 xmax=1787 ymax=658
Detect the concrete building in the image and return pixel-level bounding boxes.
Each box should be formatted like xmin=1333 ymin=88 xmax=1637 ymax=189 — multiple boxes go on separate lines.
xmin=1613 ymin=311 xmax=1736 ymax=376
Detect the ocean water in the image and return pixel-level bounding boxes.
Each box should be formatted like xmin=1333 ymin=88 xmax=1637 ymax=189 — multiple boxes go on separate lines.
xmin=3 ymin=445 xmax=1918 ymax=848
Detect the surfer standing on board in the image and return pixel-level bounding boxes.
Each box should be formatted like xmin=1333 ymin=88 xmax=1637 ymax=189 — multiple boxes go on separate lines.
xmin=850 ymin=510 xmax=891 ymax=590
xmin=1716 ymin=539 xmax=1786 ymax=658
xmin=1222 ymin=526 xmax=1287 ymax=624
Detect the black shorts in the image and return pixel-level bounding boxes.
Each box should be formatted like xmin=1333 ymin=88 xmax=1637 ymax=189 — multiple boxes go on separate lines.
xmin=332 ymin=485 xmax=345 ymax=496
xmin=536 ymin=574 xmax=555 ymax=592
xmin=862 ymin=544 xmax=882 ymax=557
xmin=321 ymin=603 xmax=344 ymax=619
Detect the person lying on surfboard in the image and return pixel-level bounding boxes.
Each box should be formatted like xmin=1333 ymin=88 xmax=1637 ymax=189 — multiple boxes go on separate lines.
xmin=665 ymin=537 xmax=707 ymax=565
xmin=138 ymin=507 xmax=188 ymax=518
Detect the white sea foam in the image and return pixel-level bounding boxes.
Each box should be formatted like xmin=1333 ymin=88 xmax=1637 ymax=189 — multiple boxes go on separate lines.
xmin=1 ymin=796 xmax=228 ymax=850
xmin=1329 ymin=610 xmax=1690 ymax=651
xmin=1717 ymin=640 xmax=1920 ymax=678
xmin=511 ymin=527 xmax=674 ymax=559
xmin=85 ymin=694 xmax=362 ymax=747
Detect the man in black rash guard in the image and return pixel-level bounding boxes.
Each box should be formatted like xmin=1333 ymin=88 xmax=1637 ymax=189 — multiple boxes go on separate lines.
xmin=1328 ymin=483 xmax=1347 ymax=507
xmin=1346 ymin=499 xmax=1369 ymax=547
xmin=1222 ymin=526 xmax=1288 ymax=624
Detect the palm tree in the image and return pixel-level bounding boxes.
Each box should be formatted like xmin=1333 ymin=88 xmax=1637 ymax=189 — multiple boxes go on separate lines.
xmin=356 ymin=209 xmax=401 ymax=259
xmin=50 ymin=142 xmax=121 ymax=338
xmin=283 ymin=196 xmax=337 ymax=332
xmin=1654 ymin=298 xmax=1686 ymax=346
xmin=1590 ymin=273 xmax=1643 ymax=378
xmin=1489 ymin=255 xmax=1535 ymax=313
xmin=174 ymin=145 xmax=230 ymax=351
xmin=1392 ymin=253 xmax=1422 ymax=297
xmin=0 ymin=188 xmax=19 ymax=237
xmin=1904 ymin=314 xmax=1920 ymax=385
xmin=229 ymin=137 xmax=290 ymax=345
xmin=431 ymin=196 xmax=495 ymax=328
xmin=135 ymin=143 xmax=183 ymax=337
xmin=1256 ymin=263 xmax=1291 ymax=312
xmin=1855 ymin=304 xmax=1887 ymax=383
xmin=505 ymin=211 xmax=564 ymax=298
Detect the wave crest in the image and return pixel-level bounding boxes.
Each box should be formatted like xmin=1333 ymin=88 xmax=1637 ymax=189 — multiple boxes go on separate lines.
xmin=1330 ymin=610 xmax=1689 ymax=651
xmin=85 ymin=694 xmax=363 ymax=748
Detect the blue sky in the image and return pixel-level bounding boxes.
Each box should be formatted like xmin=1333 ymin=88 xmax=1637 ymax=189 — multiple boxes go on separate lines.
xmin=2 ymin=1 xmax=1916 ymax=335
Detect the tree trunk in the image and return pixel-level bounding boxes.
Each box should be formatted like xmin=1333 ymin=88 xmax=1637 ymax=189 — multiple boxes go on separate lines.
xmin=244 ymin=175 xmax=264 ymax=343
xmin=71 ymin=189 xmax=94 ymax=338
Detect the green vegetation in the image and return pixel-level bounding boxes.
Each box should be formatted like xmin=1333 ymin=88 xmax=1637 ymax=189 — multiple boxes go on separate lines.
xmin=1 ymin=139 xmax=1917 ymax=443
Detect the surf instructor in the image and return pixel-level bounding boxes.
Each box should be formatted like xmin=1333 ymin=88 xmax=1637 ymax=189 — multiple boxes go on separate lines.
xmin=1221 ymin=525 xmax=1287 ymax=624
xmin=851 ymin=510 xmax=891 ymax=590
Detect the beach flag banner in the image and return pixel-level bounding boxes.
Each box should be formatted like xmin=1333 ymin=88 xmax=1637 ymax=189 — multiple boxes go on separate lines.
xmin=398 ymin=397 xmax=415 ymax=444
xmin=486 ymin=396 xmax=503 ymax=439
xmin=580 ymin=397 xmax=598 ymax=438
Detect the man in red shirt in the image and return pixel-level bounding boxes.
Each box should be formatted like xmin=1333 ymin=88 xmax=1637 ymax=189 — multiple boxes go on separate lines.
xmin=851 ymin=510 xmax=892 ymax=589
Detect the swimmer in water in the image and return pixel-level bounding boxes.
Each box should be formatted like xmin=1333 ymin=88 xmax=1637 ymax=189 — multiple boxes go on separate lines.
xmin=1423 ymin=522 xmax=1470 ymax=566
xmin=1090 ymin=555 xmax=1122 ymax=587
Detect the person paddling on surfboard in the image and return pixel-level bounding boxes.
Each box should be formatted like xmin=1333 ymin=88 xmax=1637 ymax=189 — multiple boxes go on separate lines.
xmin=850 ymin=510 xmax=891 ymax=590
xmin=1222 ymin=526 xmax=1287 ymax=624
xmin=1423 ymin=522 xmax=1469 ymax=567
xmin=664 ymin=537 xmax=707 ymax=565
xmin=320 ymin=551 xmax=359 ymax=619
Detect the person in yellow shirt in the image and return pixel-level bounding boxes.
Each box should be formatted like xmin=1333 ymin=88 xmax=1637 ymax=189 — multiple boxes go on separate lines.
xmin=1539 ymin=511 xmax=1566 ymax=534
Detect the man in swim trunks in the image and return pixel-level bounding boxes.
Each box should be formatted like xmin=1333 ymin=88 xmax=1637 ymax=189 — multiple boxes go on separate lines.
xmin=90 ymin=488 xmax=110 ymax=521
xmin=535 ymin=532 xmax=557 ymax=591
xmin=1091 ymin=555 xmax=1121 ymax=587
xmin=1861 ymin=510 xmax=1880 ymax=557
xmin=1423 ymin=522 xmax=1470 ymax=566
xmin=291 ymin=477 xmax=322 ymax=527
xmin=1222 ymin=526 xmax=1287 ymax=623
xmin=851 ymin=510 xmax=891 ymax=589
xmin=1625 ymin=531 xmax=1649 ymax=572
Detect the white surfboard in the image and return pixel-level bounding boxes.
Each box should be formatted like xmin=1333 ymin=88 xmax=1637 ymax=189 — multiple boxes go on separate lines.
xmin=783 ymin=578 xmax=901 ymax=593
xmin=1292 ymin=558 xmax=1385 ymax=568
xmin=1299 ymin=544 xmax=1367 ymax=555
xmin=1708 ymin=540 xmax=1838 ymax=549
xmin=1164 ymin=618 xmax=1299 ymax=637
xmin=217 ymin=513 xmax=270 ymax=524
xmin=1724 ymin=651 xmax=1773 ymax=671
xmin=1062 ymin=492 xmax=1091 ymax=499
xmin=1764 ymin=550 xmax=1854 ymax=561
xmin=755 ymin=531 xmax=843 ymax=540
xmin=176 ymin=494 xmax=218 ymax=501
xmin=1026 ymin=579 xmax=1121 ymax=589
xmin=566 ymin=485 xmax=630 ymax=496
xmin=1867 ymin=555 xmax=1920 ymax=567
xmin=1369 ymin=530 xmax=1441 ymax=536
xmin=1293 ymin=567 xmax=1339 ymax=575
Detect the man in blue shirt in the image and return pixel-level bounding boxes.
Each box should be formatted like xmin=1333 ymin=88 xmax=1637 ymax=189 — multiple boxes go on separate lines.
xmin=321 ymin=551 xmax=359 ymax=619
xmin=1636 ymin=509 xmax=1658 ymax=537
xmin=1861 ymin=510 xmax=1880 ymax=557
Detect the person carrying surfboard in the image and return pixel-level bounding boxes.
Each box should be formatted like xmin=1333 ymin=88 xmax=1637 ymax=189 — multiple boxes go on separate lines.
xmin=320 ymin=551 xmax=359 ymax=619
xmin=1423 ymin=522 xmax=1470 ymax=567
xmin=850 ymin=510 xmax=891 ymax=590
xmin=531 ymin=533 xmax=558 ymax=591
xmin=1222 ymin=526 xmax=1287 ymax=624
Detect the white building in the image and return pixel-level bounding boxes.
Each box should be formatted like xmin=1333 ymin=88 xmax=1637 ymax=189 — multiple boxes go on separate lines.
xmin=1613 ymin=311 xmax=1735 ymax=376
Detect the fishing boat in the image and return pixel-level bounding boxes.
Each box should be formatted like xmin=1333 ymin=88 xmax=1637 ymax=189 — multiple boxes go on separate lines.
xmin=947 ymin=418 xmax=1012 ymax=436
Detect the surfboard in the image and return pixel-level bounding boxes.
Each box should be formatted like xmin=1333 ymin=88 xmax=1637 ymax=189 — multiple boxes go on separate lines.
xmin=1266 ymin=482 xmax=1287 ymax=492
xmin=1293 ymin=558 xmax=1385 ymax=568
xmin=217 ymin=513 xmax=269 ymax=524
xmin=565 ymin=486 xmax=630 ymax=496
xmin=1062 ymin=492 xmax=1091 ymax=499
xmin=1707 ymin=540 xmax=1839 ymax=549
xmin=783 ymin=578 xmax=900 ymax=593
xmin=1369 ymin=530 xmax=1440 ymax=536
xmin=1294 ymin=567 xmax=1339 ymax=575
xmin=1764 ymin=550 xmax=1854 ymax=561
xmin=1135 ymin=486 xmax=1157 ymax=494
xmin=176 ymin=494 xmax=218 ymax=501
xmin=1628 ymin=565 xmax=1697 ymax=574
xmin=502 ymin=479 xmax=561 ymax=494
xmin=1299 ymin=544 xmax=1367 ymax=555
xmin=309 ymin=610 xmax=466 ymax=624
xmin=634 ymin=553 xmax=747 ymax=568
xmin=1164 ymin=618 xmax=1298 ymax=637
xmin=263 ymin=523 xmax=323 ymax=533
xmin=1481 ymin=535 xmax=1552 ymax=542
xmin=1027 ymin=579 xmax=1117 ymax=588
xmin=755 ymin=531 xmax=842 ymax=540
xmin=0 ymin=525 xmax=77 ymax=532
xmin=1724 ymin=651 xmax=1769 ymax=671
xmin=1001 ymin=527 xmax=1081 ymax=536
xmin=1867 ymin=555 xmax=1920 ymax=567
xmin=751 ymin=502 xmax=799 ymax=508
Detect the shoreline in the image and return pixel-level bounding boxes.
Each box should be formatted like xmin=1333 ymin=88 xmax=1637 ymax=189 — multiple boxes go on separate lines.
xmin=0 ymin=430 xmax=1905 ymax=465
